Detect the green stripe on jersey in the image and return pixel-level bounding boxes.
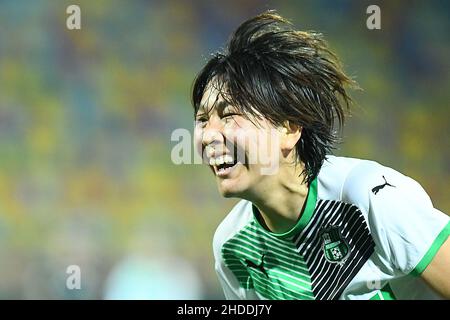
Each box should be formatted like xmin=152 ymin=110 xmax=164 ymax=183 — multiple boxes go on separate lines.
xmin=369 ymin=283 xmax=396 ymax=300
xmin=222 ymin=219 xmax=314 ymax=300
xmin=412 ymin=221 xmax=450 ymax=276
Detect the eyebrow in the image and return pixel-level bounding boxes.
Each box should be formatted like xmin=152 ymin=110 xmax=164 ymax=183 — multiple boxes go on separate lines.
xmin=197 ymin=100 xmax=229 ymax=116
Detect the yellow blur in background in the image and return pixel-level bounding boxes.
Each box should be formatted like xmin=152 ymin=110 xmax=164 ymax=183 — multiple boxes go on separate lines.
xmin=0 ymin=0 xmax=448 ymax=299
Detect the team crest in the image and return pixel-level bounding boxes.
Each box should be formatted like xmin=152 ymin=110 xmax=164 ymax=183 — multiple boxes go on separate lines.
xmin=320 ymin=225 xmax=350 ymax=264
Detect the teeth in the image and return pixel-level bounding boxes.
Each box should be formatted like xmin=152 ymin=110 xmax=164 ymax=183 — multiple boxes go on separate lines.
xmin=224 ymin=155 xmax=234 ymax=164
xmin=215 ymin=155 xmax=226 ymax=166
xmin=209 ymin=155 xmax=235 ymax=167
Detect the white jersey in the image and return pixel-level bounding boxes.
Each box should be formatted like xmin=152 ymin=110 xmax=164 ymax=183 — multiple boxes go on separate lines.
xmin=213 ymin=156 xmax=449 ymax=300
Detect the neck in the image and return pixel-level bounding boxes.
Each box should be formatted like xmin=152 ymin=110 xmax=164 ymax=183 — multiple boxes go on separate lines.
xmin=246 ymin=162 xmax=309 ymax=234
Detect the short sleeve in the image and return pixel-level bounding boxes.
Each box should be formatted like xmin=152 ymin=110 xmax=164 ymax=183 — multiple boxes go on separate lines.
xmin=213 ymin=237 xmax=260 ymax=300
xmin=214 ymin=261 xmax=245 ymax=299
xmin=212 ymin=201 xmax=259 ymax=300
xmin=342 ymin=161 xmax=450 ymax=276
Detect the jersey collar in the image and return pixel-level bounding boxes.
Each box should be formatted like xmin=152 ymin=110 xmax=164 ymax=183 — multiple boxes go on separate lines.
xmin=252 ymin=177 xmax=318 ymax=239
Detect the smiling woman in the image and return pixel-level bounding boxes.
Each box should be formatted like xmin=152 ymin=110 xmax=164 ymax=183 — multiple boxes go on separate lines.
xmin=189 ymin=10 xmax=450 ymax=300
xmin=194 ymin=82 xmax=286 ymax=198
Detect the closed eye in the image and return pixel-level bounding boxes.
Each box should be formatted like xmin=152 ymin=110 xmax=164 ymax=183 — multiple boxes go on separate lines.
xmin=222 ymin=113 xmax=241 ymax=120
xmin=222 ymin=113 xmax=238 ymax=117
xmin=195 ymin=114 xmax=208 ymax=123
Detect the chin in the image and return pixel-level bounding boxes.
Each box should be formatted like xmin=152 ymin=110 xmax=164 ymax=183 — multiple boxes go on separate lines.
xmin=217 ymin=182 xmax=248 ymax=199
xmin=221 ymin=191 xmax=235 ymax=198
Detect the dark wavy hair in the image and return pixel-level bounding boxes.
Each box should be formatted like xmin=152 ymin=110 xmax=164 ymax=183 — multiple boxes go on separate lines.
xmin=191 ymin=11 xmax=356 ymax=184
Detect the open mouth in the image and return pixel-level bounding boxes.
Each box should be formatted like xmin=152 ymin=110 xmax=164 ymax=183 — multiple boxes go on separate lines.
xmin=210 ymin=154 xmax=239 ymax=176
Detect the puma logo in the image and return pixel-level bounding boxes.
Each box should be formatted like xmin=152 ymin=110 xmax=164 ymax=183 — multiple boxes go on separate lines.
xmin=371 ymin=175 xmax=395 ymax=195
xmin=245 ymin=254 xmax=268 ymax=277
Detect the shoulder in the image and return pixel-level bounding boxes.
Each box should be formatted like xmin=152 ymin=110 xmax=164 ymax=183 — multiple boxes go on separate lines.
xmin=340 ymin=158 xmax=429 ymax=211
xmin=319 ymin=156 xmax=431 ymax=212
xmin=317 ymin=155 xmax=365 ymax=200
xmin=212 ymin=199 xmax=254 ymax=261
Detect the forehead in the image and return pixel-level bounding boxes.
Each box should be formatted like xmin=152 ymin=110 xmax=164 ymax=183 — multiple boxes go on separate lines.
xmin=197 ymin=81 xmax=271 ymax=129
xmin=198 ymin=82 xmax=229 ymax=114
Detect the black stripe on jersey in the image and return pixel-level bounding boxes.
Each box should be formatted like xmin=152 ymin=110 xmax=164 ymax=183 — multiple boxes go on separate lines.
xmin=293 ymin=200 xmax=375 ymax=300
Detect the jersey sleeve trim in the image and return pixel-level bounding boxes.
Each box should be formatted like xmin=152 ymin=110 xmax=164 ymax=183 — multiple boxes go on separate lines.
xmin=411 ymin=220 xmax=450 ymax=276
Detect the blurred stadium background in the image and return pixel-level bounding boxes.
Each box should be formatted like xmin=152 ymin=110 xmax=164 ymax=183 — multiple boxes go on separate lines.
xmin=0 ymin=0 xmax=448 ymax=299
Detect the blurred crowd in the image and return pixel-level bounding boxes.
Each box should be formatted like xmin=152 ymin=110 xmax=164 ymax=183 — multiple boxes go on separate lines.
xmin=0 ymin=0 xmax=448 ymax=299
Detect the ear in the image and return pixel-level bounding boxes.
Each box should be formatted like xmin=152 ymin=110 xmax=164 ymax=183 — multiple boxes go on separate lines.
xmin=280 ymin=121 xmax=302 ymax=156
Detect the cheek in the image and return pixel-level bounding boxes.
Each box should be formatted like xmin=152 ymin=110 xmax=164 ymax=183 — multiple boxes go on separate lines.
xmin=246 ymin=130 xmax=282 ymax=168
xmin=224 ymin=129 xmax=262 ymax=165
xmin=223 ymin=125 xmax=252 ymax=154
xmin=222 ymin=118 xmax=278 ymax=164
xmin=265 ymin=130 xmax=282 ymax=156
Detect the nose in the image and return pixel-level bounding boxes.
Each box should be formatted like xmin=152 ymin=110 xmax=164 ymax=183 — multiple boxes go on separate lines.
xmin=201 ymin=118 xmax=225 ymax=148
